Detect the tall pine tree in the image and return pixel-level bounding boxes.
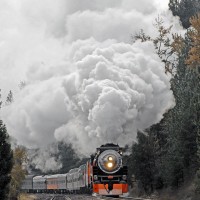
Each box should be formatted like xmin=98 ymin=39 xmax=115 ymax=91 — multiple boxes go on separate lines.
xmin=5 ymin=90 xmax=14 ymax=106
xmin=169 ymin=0 xmax=200 ymax=29
xmin=0 ymin=89 xmax=13 ymax=199
xmin=0 ymin=120 xmax=13 ymax=199
xmin=129 ymin=131 xmax=156 ymax=194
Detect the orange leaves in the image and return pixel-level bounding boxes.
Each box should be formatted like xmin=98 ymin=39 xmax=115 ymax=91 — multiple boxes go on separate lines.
xmin=171 ymin=34 xmax=185 ymax=55
xmin=9 ymin=146 xmax=27 ymax=197
xmin=186 ymin=14 xmax=200 ymax=73
xmin=13 ymin=146 xmax=27 ymax=165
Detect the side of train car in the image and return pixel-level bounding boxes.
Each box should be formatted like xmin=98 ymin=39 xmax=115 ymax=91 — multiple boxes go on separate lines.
xmin=21 ymin=163 xmax=91 ymax=194
xmin=21 ymin=144 xmax=128 ymax=196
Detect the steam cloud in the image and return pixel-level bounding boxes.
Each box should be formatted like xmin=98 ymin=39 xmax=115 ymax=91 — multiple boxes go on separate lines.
xmin=54 ymin=39 xmax=174 ymax=154
xmin=0 ymin=0 xmax=181 ymax=170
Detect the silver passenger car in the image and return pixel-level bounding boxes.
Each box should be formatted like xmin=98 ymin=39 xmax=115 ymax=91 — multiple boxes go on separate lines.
xmin=21 ymin=175 xmax=35 ymax=193
xmin=33 ymin=175 xmax=47 ymax=193
xmin=68 ymin=168 xmax=79 ymax=192
xmin=57 ymin=174 xmax=68 ymax=191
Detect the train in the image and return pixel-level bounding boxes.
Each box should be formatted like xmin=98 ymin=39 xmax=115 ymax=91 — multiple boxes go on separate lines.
xmin=21 ymin=143 xmax=128 ymax=197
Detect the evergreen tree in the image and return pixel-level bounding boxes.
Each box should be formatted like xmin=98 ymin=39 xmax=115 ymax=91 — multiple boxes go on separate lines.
xmin=169 ymin=0 xmax=200 ymax=29
xmin=186 ymin=13 xmax=200 ymax=74
xmin=57 ymin=142 xmax=83 ymax=174
xmin=146 ymin=123 xmax=167 ymax=190
xmin=185 ymin=14 xmax=200 ymax=193
xmin=5 ymin=90 xmax=13 ymax=105
xmin=0 ymin=120 xmax=13 ymax=199
xmin=158 ymin=31 xmax=199 ymax=187
xmin=129 ymin=131 xmax=156 ymax=194
xmin=169 ymin=0 xmax=180 ymax=16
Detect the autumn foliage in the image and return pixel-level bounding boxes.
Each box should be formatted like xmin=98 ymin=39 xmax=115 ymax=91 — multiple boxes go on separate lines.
xmin=9 ymin=146 xmax=27 ymax=198
xmin=186 ymin=14 xmax=200 ymax=73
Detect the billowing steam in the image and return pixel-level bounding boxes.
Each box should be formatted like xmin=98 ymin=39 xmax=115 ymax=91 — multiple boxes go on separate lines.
xmin=0 ymin=0 xmax=181 ymax=171
xmin=54 ymin=39 xmax=174 ymax=154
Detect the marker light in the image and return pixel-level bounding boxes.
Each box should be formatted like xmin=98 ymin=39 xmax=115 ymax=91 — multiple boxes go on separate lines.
xmin=122 ymin=175 xmax=127 ymax=180
xmin=108 ymin=156 xmax=113 ymax=161
xmin=94 ymin=175 xmax=98 ymax=180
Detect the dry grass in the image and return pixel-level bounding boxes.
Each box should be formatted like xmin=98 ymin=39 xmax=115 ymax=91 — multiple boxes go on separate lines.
xmin=18 ymin=193 xmax=37 ymax=200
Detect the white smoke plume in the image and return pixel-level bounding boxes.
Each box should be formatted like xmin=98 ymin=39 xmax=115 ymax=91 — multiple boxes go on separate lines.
xmin=0 ymin=0 xmax=181 ymax=170
xmin=54 ymin=39 xmax=175 ymax=154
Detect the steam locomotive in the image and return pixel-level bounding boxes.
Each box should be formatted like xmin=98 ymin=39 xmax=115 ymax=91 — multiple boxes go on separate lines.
xmin=21 ymin=143 xmax=128 ymax=196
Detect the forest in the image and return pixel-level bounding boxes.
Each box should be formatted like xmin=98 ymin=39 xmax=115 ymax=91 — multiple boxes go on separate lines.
xmin=127 ymin=0 xmax=200 ymax=198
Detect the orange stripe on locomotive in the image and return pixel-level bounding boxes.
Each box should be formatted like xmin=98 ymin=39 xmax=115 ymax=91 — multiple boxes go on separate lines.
xmin=93 ymin=183 xmax=128 ymax=195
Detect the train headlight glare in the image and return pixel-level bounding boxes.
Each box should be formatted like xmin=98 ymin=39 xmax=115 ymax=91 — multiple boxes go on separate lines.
xmin=107 ymin=162 xmax=113 ymax=168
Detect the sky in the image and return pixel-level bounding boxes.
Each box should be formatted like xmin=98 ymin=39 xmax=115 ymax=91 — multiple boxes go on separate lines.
xmin=0 ymin=0 xmax=183 ymax=171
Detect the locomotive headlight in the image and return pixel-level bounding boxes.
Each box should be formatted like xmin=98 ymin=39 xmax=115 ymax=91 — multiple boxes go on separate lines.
xmin=107 ymin=162 xmax=113 ymax=168
xmin=98 ymin=150 xmax=122 ymax=174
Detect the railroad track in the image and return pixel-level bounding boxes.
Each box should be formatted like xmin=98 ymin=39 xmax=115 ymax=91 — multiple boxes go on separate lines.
xmin=34 ymin=194 xmax=71 ymax=200
xmin=34 ymin=194 xmax=53 ymax=200
xmin=97 ymin=196 xmax=152 ymax=200
xmin=65 ymin=194 xmax=152 ymax=200
xmin=98 ymin=196 xmax=133 ymax=200
xmin=68 ymin=194 xmax=97 ymax=199
xmin=51 ymin=195 xmax=71 ymax=200
xmin=33 ymin=193 xmax=152 ymax=200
